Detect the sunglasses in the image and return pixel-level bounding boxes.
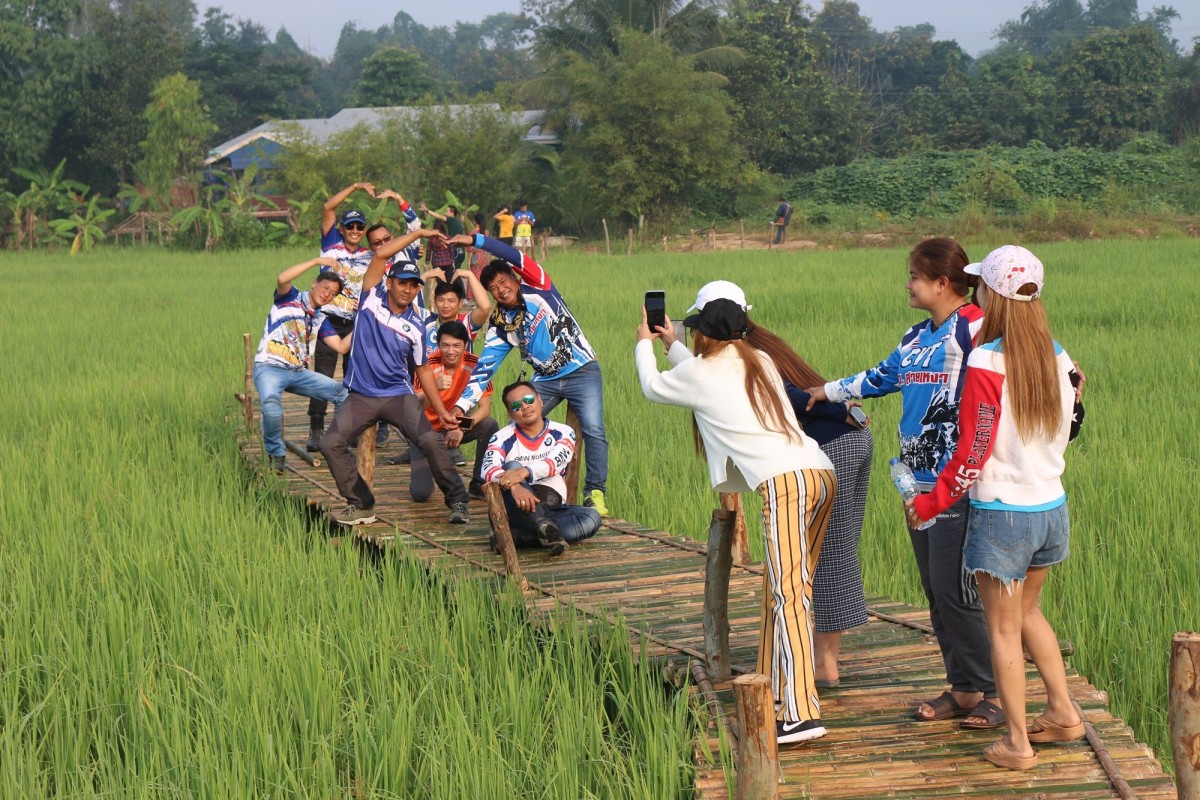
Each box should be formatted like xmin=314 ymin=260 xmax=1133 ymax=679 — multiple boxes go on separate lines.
xmin=343 ymin=222 xmax=365 ymax=231
xmin=508 ymin=393 xmax=537 ymax=412
xmin=368 ymin=234 xmax=391 ymax=247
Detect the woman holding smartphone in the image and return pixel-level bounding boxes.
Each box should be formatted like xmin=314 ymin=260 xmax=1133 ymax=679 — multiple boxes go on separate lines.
xmin=907 ymin=245 xmax=1085 ymax=770
xmin=806 ymin=238 xmax=1002 ymax=729
xmin=636 ymin=292 xmax=836 ymax=746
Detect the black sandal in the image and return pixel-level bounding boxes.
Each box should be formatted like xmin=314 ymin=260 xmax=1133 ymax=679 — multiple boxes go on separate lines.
xmin=915 ymin=691 xmax=969 ymax=721
xmin=960 ymin=699 xmax=1006 ymax=730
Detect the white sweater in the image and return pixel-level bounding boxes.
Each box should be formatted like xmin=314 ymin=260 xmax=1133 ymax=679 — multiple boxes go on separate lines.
xmin=635 ymin=339 xmax=833 ymax=493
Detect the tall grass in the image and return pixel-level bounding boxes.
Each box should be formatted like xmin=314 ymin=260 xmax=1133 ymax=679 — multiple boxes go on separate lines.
xmin=0 ymin=251 xmax=693 ymax=797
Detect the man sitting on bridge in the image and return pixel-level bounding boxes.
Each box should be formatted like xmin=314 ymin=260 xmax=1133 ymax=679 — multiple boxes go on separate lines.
xmin=482 ymin=381 xmax=601 ymax=557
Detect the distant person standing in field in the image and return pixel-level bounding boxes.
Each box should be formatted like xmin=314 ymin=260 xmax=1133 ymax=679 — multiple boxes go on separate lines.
xmin=318 ymin=228 xmax=471 ymax=527
xmin=468 ymin=212 xmax=490 ymax=290
xmin=636 ymin=295 xmax=836 ymax=746
xmin=252 ymin=258 xmax=351 ymax=473
xmin=307 ymin=181 xmax=375 ymax=451
xmin=908 ymin=245 xmax=1086 ymax=771
xmin=773 ymin=196 xmax=794 ymax=245
xmin=419 ymin=202 xmax=467 ymax=271
xmin=494 ymin=205 xmax=515 ymax=246
xmin=446 ymin=231 xmax=611 ymax=517
xmin=513 ymin=200 xmax=535 ymax=255
xmin=805 ymin=238 xmax=1001 ymax=730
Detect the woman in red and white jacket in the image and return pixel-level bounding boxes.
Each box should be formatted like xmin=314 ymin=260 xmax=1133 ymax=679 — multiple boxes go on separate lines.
xmin=907 ymin=245 xmax=1085 ymax=772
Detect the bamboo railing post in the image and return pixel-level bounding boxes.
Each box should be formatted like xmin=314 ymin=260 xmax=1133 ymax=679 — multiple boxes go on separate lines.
xmin=484 ymin=483 xmax=527 ymax=588
xmin=564 ymin=405 xmax=583 ymax=505
xmin=720 ymin=492 xmax=752 ymax=564
xmin=357 ymin=426 xmax=377 ymax=490
xmin=739 ymin=219 xmax=745 ymax=248
xmin=1170 ymin=631 xmax=1200 ymax=795
xmin=732 ymin=674 xmax=779 ymax=800
xmin=602 ymin=218 xmax=611 ymax=256
xmin=626 ymin=228 xmax=633 ymax=256
xmin=238 ymin=333 xmax=255 ymax=432
xmin=704 ymin=508 xmax=736 ymax=680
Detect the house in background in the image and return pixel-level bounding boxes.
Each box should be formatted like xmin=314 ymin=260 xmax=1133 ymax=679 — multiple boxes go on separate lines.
xmin=204 ymin=105 xmax=554 ymax=175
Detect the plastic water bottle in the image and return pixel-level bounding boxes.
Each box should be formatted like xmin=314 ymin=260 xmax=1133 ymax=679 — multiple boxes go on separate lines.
xmin=890 ymin=457 xmax=934 ymax=530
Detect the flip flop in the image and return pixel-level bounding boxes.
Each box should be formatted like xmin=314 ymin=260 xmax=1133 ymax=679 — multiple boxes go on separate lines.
xmin=960 ymin=699 xmax=1006 ymax=730
xmin=1027 ymin=714 xmax=1086 ymax=742
xmin=914 ymin=691 xmax=969 ymax=721
xmin=983 ymin=738 xmax=1038 ymax=771
xmin=815 ymin=679 xmax=840 ymax=689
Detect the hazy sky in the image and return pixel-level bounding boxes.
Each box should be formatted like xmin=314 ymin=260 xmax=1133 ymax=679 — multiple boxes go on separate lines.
xmin=219 ymin=0 xmax=1200 ymax=61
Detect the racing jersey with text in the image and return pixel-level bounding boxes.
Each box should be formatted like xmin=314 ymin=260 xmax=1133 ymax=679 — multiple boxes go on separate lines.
xmin=825 ymin=303 xmax=984 ymax=486
xmin=482 ymin=419 xmax=576 ymax=502
xmin=319 ymin=226 xmax=374 ymax=320
xmin=254 ymin=287 xmax=337 ymax=370
xmin=343 ymin=284 xmax=428 ymax=398
xmin=423 ymin=311 xmax=479 ymax=354
xmin=455 ymin=236 xmax=596 ymax=412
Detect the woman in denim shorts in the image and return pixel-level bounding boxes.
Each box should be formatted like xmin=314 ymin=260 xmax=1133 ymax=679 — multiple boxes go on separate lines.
xmin=909 ymin=245 xmax=1086 ymax=772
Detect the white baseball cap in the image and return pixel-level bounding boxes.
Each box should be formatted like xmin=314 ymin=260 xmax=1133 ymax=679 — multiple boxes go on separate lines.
xmin=687 ymin=280 xmax=753 ymax=313
xmin=965 ymin=245 xmax=1044 ymax=302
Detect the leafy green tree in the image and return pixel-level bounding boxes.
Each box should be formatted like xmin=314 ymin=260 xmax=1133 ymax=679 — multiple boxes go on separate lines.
xmin=350 ymin=48 xmax=437 ymax=106
xmin=139 ymin=73 xmax=217 ymax=204
xmin=48 ymin=194 xmax=116 ymax=255
xmin=969 ymin=51 xmax=1067 ymax=147
xmin=559 ymin=29 xmax=741 ymax=222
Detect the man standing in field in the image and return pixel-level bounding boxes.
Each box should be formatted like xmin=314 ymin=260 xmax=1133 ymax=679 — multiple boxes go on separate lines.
xmin=513 ymin=200 xmax=535 ymax=255
xmin=419 ymin=202 xmax=467 ymax=271
xmin=408 ymin=320 xmax=500 ymax=503
xmin=307 ymin=181 xmax=376 ymax=451
xmin=253 ymin=257 xmax=351 ymax=473
xmin=447 ymin=231 xmax=611 ymax=517
xmin=319 ymin=228 xmax=471 ymax=526
xmin=773 ymin=196 xmax=794 ymax=245
xmin=494 ymin=205 xmax=515 ymax=246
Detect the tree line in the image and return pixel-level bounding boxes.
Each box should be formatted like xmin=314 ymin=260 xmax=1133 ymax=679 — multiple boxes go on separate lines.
xmin=2 ymin=0 xmax=1198 ymax=247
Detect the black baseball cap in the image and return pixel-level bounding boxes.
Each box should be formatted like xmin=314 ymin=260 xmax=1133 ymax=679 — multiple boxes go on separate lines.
xmin=341 ymin=210 xmax=367 ymax=226
xmin=385 ymin=260 xmax=424 ymax=284
xmin=682 ymin=298 xmax=750 ymax=341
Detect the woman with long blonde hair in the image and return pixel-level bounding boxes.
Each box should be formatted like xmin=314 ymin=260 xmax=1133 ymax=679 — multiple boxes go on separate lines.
xmin=908 ymin=245 xmax=1085 ymax=771
xmin=636 ymin=284 xmax=837 ymax=745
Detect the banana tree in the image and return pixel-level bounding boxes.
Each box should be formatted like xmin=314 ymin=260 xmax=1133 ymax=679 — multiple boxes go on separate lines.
xmin=48 ymin=195 xmax=116 ymax=255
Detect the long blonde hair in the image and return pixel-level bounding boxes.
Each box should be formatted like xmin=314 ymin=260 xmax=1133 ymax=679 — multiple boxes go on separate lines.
xmin=690 ymin=331 xmax=801 ymax=455
xmin=977 ymin=289 xmax=1061 ymax=441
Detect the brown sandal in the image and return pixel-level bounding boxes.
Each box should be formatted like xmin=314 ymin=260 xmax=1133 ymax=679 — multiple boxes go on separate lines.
xmin=914 ymin=691 xmax=969 ymax=721
xmin=1027 ymin=714 xmax=1086 ymax=742
xmin=984 ymin=738 xmax=1038 ymax=771
xmin=960 ymin=699 xmax=1006 ymax=730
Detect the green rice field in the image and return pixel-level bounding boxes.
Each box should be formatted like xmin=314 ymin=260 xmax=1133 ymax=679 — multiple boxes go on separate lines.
xmin=2 ymin=239 xmax=1195 ymax=793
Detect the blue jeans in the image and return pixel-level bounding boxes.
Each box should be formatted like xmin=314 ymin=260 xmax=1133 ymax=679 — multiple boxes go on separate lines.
xmin=497 ymin=461 xmax=601 ymax=546
xmin=535 ymin=361 xmax=608 ymax=493
xmin=253 ymin=363 xmax=347 ymax=457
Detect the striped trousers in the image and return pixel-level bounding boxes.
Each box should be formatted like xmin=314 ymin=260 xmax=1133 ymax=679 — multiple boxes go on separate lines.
xmin=756 ymin=468 xmax=837 ymax=723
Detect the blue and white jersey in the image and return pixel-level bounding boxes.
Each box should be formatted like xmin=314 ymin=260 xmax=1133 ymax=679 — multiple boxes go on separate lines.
xmin=825 ymin=303 xmax=984 ymax=485
xmin=481 ymin=419 xmax=577 ymax=502
xmin=344 ymin=284 xmax=428 ymax=398
xmin=423 ymin=311 xmax=479 ymax=354
xmin=319 ymin=227 xmax=374 ymax=320
xmin=254 ymin=287 xmax=337 ymax=370
xmin=457 ymin=236 xmax=596 ymax=411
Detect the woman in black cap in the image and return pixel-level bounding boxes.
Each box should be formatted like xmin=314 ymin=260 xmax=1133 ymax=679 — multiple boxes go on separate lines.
xmin=635 ymin=294 xmax=836 ymax=746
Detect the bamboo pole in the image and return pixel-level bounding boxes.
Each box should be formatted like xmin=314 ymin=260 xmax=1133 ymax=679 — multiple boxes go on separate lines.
xmin=484 ymin=482 xmax=526 ymax=589
xmin=357 ymin=426 xmax=377 ymax=490
xmin=284 ymin=439 xmax=320 ymax=467
xmin=626 ymin=228 xmax=633 ymax=257
xmin=720 ymin=493 xmax=752 ymax=564
xmin=239 ymin=333 xmax=255 ymax=431
xmin=732 ymin=674 xmax=778 ymax=800
xmin=564 ymin=405 xmax=583 ymax=505
xmin=602 ymin=218 xmax=611 ymax=256
xmin=739 ymin=219 xmax=745 ymax=248
xmin=1170 ymin=631 xmax=1200 ymax=797
xmin=704 ymin=508 xmax=736 ymax=680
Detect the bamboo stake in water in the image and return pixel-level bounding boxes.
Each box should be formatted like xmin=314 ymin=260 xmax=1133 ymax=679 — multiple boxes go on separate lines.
xmin=1169 ymin=631 xmax=1200 ymax=797
xmin=484 ymin=482 xmax=526 ymax=589
xmin=704 ymin=508 xmax=735 ymax=681
xmin=732 ymin=674 xmax=778 ymax=800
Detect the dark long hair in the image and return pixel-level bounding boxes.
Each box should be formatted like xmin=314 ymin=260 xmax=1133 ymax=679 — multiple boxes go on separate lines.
xmin=743 ymin=316 xmax=825 ymax=388
xmin=910 ymin=237 xmax=977 ymax=299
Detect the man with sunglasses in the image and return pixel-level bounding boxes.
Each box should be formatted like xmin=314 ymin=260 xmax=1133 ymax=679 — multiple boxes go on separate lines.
xmin=446 ymin=232 xmax=611 ymax=517
xmin=481 ymin=381 xmax=601 ymax=556
xmin=307 ymin=181 xmax=377 ymax=451
xmin=319 ymin=227 xmax=471 ymax=527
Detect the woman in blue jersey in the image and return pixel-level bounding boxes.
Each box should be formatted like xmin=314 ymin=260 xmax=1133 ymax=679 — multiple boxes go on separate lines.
xmin=806 ymin=238 xmax=1001 ymax=729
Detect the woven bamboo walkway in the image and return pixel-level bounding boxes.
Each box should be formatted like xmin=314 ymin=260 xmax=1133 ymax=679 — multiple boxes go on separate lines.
xmin=239 ymin=393 xmax=1176 ymax=799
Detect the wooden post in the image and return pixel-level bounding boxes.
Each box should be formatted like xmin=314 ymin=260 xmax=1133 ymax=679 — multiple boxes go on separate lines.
xmin=767 ymin=224 xmax=774 ymax=251
xmin=733 ymin=674 xmax=779 ymax=800
xmin=602 ymin=218 xmax=611 ymax=256
xmin=564 ymin=405 xmax=583 ymax=506
xmin=1170 ymin=631 xmax=1200 ymax=796
xmin=357 ymin=426 xmax=377 ymax=491
xmin=739 ymin=219 xmax=745 ymax=249
xmin=626 ymin=228 xmax=633 ymax=257
xmin=239 ymin=333 xmax=255 ymax=431
xmin=720 ymin=493 xmax=752 ymax=564
xmin=484 ymin=483 xmax=527 ymax=588
xmin=704 ymin=508 xmax=736 ymax=680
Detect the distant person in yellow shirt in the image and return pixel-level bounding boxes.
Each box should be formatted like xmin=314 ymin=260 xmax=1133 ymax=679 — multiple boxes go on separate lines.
xmin=513 ymin=200 xmax=535 ymax=255
xmin=494 ymin=205 xmax=515 ymax=246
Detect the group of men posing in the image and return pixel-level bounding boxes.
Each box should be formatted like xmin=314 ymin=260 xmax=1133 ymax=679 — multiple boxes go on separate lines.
xmin=251 ymin=183 xmax=603 ymax=553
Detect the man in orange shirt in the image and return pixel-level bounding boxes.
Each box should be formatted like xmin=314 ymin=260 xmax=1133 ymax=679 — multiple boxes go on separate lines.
xmin=407 ymin=320 xmax=499 ymax=502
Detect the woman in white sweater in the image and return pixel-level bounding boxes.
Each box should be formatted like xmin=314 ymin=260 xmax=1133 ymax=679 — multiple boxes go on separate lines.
xmin=636 ymin=292 xmax=836 ymax=745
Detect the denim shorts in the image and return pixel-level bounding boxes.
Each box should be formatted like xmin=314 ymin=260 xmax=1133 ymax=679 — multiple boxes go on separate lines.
xmin=963 ymin=503 xmax=1070 ymax=584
